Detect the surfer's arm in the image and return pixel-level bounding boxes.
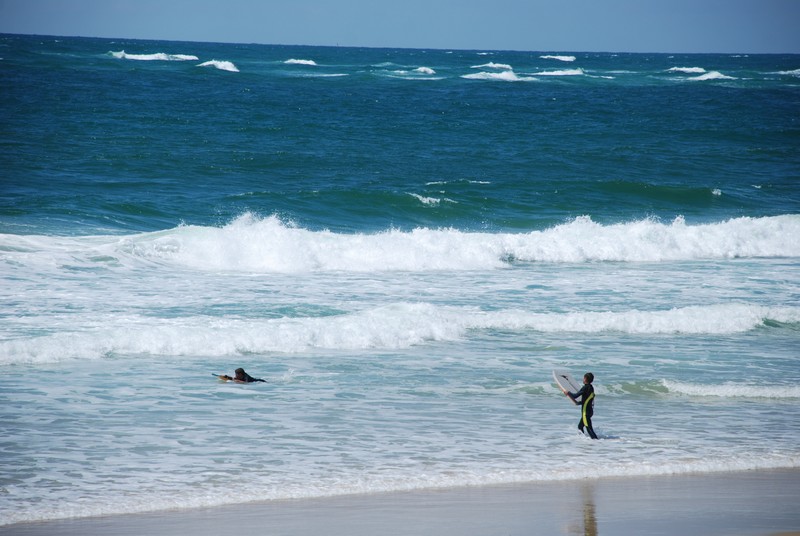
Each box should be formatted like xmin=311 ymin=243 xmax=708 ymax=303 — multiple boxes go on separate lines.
xmin=569 ymin=385 xmax=588 ymax=401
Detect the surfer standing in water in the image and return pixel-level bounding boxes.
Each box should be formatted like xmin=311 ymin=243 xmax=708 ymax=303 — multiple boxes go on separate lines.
xmin=563 ymin=372 xmax=598 ymax=439
xmin=218 ymin=368 xmax=266 ymax=383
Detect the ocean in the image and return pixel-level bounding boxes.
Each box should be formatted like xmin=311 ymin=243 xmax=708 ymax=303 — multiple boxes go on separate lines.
xmin=1 ymin=33 xmax=799 ymax=525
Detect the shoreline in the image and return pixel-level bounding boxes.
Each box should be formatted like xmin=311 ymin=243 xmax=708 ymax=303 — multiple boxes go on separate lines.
xmin=3 ymin=468 xmax=799 ymax=536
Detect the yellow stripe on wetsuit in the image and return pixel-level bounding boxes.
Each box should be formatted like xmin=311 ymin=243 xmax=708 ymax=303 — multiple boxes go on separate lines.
xmin=581 ymin=391 xmax=595 ymax=427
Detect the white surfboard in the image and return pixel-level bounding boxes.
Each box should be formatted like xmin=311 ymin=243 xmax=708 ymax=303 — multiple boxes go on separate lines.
xmin=553 ymin=369 xmax=581 ymax=404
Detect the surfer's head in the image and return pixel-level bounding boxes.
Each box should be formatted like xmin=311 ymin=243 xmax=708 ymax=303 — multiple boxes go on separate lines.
xmin=235 ymin=368 xmax=246 ymax=380
xmin=584 ymin=372 xmax=594 ymax=384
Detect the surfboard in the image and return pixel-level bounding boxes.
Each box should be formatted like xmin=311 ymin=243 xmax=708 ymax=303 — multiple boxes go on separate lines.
xmin=553 ymin=369 xmax=581 ymax=405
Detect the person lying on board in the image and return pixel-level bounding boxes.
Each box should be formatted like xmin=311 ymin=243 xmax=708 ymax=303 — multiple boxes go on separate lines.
xmin=217 ymin=368 xmax=266 ymax=383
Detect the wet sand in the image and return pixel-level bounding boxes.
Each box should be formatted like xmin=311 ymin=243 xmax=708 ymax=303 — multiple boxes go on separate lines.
xmin=3 ymin=468 xmax=798 ymax=535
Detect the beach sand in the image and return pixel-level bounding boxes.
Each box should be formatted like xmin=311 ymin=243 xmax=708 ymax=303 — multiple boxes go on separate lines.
xmin=3 ymin=468 xmax=798 ymax=536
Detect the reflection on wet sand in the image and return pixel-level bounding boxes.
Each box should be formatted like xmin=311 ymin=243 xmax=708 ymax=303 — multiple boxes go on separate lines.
xmin=582 ymin=482 xmax=597 ymax=536
xmin=565 ymin=481 xmax=598 ymax=535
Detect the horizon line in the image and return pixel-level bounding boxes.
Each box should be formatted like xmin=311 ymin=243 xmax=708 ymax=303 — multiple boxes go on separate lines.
xmin=2 ymin=31 xmax=798 ymax=56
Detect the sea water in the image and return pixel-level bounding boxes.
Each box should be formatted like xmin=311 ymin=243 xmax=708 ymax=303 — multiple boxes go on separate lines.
xmin=1 ymin=34 xmax=799 ymax=525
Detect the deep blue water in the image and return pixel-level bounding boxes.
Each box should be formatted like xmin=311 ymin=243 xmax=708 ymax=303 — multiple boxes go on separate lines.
xmin=1 ymin=34 xmax=799 ymax=525
xmin=2 ymin=35 xmax=799 ymax=235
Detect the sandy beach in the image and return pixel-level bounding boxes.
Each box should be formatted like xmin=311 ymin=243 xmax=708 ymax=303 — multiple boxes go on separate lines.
xmin=3 ymin=468 xmax=798 ymax=536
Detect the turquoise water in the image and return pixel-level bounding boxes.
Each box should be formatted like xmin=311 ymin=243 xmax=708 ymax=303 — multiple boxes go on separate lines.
xmin=1 ymin=34 xmax=799 ymax=525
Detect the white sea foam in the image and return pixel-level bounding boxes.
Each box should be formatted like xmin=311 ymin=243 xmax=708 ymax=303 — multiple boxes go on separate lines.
xmin=285 ymin=58 xmax=317 ymax=66
xmin=689 ymin=71 xmax=736 ymax=81
xmin=667 ymin=66 xmax=707 ymax=74
xmin=540 ymin=55 xmax=576 ymax=62
xmin=471 ymin=62 xmax=513 ymax=70
xmin=197 ymin=60 xmax=239 ymax=72
xmin=3 ymin=214 xmax=799 ymax=274
xmin=408 ymin=193 xmax=455 ymax=206
xmin=533 ymin=68 xmax=584 ymax=77
xmin=425 ymin=179 xmax=490 ymax=185
xmin=776 ymin=68 xmax=800 ymax=76
xmin=462 ymin=70 xmax=530 ymax=82
xmin=2 ymin=302 xmax=797 ymax=364
xmin=296 ymin=73 xmax=348 ymax=78
xmin=662 ymin=380 xmax=800 ymax=399
xmin=110 ymin=50 xmax=199 ymax=61
xmin=2 ymin=441 xmax=793 ymax=526
xmin=386 ymin=67 xmax=439 ymax=80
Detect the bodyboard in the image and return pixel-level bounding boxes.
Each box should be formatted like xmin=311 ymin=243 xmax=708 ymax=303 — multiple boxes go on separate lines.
xmin=553 ymin=369 xmax=581 ymax=404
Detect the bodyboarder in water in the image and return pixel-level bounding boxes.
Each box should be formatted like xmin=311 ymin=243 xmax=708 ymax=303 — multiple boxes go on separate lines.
xmin=561 ymin=372 xmax=598 ymax=439
xmin=217 ymin=368 xmax=266 ymax=383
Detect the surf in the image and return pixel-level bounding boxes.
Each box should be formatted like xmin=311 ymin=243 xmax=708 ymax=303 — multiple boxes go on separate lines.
xmin=103 ymin=213 xmax=800 ymax=270
xmin=661 ymin=380 xmax=800 ymax=399
xmin=3 ymin=213 xmax=800 ymax=274
xmin=3 ymin=302 xmax=797 ymax=364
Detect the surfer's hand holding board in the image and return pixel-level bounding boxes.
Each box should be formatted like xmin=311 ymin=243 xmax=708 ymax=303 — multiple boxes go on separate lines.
xmin=562 ymin=387 xmax=578 ymax=405
xmin=553 ymin=370 xmax=580 ymax=405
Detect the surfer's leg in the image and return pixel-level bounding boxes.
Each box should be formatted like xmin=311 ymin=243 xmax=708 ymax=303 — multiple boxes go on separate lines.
xmin=584 ymin=416 xmax=598 ymax=439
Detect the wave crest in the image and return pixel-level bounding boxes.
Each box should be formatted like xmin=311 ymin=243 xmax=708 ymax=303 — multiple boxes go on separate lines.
xmin=197 ymin=60 xmax=239 ymax=72
xmin=689 ymin=71 xmax=736 ymax=81
xmin=110 ymin=51 xmax=199 ymax=61
xmin=4 ymin=213 xmax=799 ymax=274
xmin=533 ymin=68 xmax=584 ymax=77
xmin=462 ymin=71 xmax=531 ymax=82
xmin=471 ymin=62 xmax=513 ymax=70
xmin=667 ymin=66 xmax=706 ymax=74
xmin=540 ymin=55 xmax=576 ymax=62
xmin=285 ymin=59 xmax=317 ymax=66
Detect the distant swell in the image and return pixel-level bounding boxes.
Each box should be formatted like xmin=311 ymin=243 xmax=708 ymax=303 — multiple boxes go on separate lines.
xmin=540 ymin=55 xmax=576 ymax=62
xmin=533 ymin=68 xmax=584 ymax=77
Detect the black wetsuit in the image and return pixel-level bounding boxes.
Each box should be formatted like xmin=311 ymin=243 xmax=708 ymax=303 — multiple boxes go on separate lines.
xmin=239 ymin=371 xmax=265 ymax=383
xmin=570 ymin=383 xmax=598 ymax=439
xmin=222 ymin=370 xmax=266 ymax=383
